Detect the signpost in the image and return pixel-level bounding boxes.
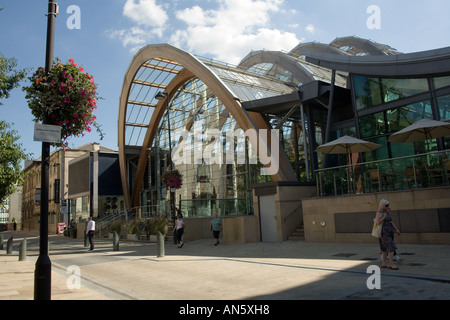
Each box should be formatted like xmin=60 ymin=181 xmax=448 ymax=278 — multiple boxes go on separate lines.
xmin=34 ymin=0 xmax=58 ymax=300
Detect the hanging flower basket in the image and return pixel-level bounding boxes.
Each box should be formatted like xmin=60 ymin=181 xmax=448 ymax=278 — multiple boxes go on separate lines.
xmin=23 ymin=58 xmax=103 ymax=148
xmin=161 ymin=170 xmax=183 ymax=190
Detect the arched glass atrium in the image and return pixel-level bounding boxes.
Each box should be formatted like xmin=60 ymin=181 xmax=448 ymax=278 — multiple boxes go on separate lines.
xmin=119 ymin=44 xmax=296 ymax=217
xmin=119 ymin=37 xmax=450 ymax=217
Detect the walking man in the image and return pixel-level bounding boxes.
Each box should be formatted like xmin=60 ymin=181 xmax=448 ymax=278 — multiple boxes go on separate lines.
xmin=86 ymin=217 xmax=95 ymax=251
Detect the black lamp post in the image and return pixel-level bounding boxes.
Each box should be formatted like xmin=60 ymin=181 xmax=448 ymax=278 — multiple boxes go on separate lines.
xmin=155 ymin=91 xmax=175 ymax=218
xmin=34 ymin=0 xmax=58 ymax=300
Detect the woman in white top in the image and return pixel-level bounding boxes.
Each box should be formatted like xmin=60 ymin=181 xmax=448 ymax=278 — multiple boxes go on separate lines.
xmin=173 ymin=213 xmax=184 ymax=248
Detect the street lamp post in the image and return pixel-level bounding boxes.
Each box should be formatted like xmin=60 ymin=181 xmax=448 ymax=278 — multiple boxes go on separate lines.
xmin=34 ymin=0 xmax=58 ymax=300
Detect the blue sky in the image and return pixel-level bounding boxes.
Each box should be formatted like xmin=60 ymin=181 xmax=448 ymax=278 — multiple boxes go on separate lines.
xmin=1 ymin=0 xmax=449 ymax=162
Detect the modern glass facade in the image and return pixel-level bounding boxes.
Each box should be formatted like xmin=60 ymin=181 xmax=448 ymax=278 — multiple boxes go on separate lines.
xmin=353 ymin=74 xmax=450 ymax=163
xmin=143 ymin=77 xmax=266 ymax=217
xmin=119 ymin=38 xmax=450 ymax=213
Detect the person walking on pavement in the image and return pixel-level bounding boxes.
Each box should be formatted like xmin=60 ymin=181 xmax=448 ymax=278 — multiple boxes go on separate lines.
xmin=86 ymin=217 xmax=95 ymax=251
xmin=210 ymin=213 xmax=222 ymax=246
xmin=174 ymin=213 xmax=184 ymax=248
xmin=376 ymin=199 xmax=400 ymax=270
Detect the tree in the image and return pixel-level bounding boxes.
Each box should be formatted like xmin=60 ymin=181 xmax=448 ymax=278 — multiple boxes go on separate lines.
xmin=0 ymin=54 xmax=28 ymax=106
xmin=0 ymin=121 xmax=30 ymax=203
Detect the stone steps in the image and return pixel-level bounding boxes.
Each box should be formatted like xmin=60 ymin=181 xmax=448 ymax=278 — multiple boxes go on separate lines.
xmin=288 ymin=227 xmax=305 ymax=241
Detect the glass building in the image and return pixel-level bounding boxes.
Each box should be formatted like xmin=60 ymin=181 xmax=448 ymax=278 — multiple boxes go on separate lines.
xmin=119 ymin=36 xmax=450 ymax=218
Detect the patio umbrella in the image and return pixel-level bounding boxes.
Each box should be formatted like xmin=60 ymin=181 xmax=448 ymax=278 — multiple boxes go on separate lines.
xmin=388 ymin=118 xmax=450 ymax=143
xmin=316 ymin=135 xmax=381 ymax=155
xmin=316 ymin=136 xmax=381 ymax=194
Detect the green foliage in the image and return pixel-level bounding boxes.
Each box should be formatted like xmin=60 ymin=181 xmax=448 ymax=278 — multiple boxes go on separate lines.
xmin=0 ymin=54 xmax=28 ymax=105
xmin=149 ymin=216 xmax=169 ymax=235
xmin=110 ymin=220 xmax=121 ymax=234
xmin=129 ymin=220 xmax=140 ymax=234
xmin=0 ymin=121 xmax=30 ymax=203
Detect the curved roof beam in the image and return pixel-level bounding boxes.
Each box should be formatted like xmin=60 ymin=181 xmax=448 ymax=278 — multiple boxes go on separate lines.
xmin=291 ymin=42 xmax=343 ymax=56
xmin=239 ymin=50 xmax=315 ymax=85
xmin=331 ymin=36 xmax=386 ymax=55
xmin=302 ymin=46 xmax=450 ymax=78
xmin=119 ymin=44 xmax=297 ymax=208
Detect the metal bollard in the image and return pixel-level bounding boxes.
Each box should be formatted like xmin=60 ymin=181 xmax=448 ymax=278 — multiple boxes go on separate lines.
xmin=19 ymin=238 xmax=27 ymax=261
xmin=156 ymin=231 xmax=165 ymax=258
xmin=6 ymin=236 xmax=13 ymax=254
xmin=0 ymin=234 xmax=3 ymax=250
xmin=113 ymin=231 xmax=120 ymax=251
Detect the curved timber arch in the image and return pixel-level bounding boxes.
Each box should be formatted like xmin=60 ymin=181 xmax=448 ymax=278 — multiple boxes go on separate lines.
xmin=239 ymin=50 xmax=315 ymax=85
xmin=119 ymin=44 xmax=296 ymax=208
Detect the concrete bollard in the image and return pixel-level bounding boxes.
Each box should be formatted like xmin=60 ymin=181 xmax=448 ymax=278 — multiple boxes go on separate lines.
xmin=113 ymin=231 xmax=120 ymax=251
xmin=0 ymin=234 xmax=3 ymax=250
xmin=6 ymin=236 xmax=13 ymax=254
xmin=156 ymin=231 xmax=165 ymax=258
xmin=19 ymin=238 xmax=27 ymax=261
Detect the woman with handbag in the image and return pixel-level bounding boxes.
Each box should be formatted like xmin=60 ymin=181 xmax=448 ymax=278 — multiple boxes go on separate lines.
xmin=376 ymin=199 xmax=401 ymax=270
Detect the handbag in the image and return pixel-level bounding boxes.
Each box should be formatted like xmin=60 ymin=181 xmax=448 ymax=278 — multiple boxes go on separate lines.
xmin=371 ymin=218 xmax=382 ymax=238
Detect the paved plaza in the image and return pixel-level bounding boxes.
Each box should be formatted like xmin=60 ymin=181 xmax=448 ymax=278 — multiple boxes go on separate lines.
xmin=1 ymin=230 xmax=450 ymax=303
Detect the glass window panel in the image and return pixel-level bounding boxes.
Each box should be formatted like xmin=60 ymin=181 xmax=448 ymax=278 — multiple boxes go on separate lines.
xmin=434 ymin=76 xmax=450 ymax=89
xmin=363 ymin=137 xmax=389 ymax=168
xmin=353 ymin=75 xmax=383 ymax=110
xmin=354 ymin=76 xmax=430 ymax=110
xmin=359 ymin=111 xmax=386 ymax=138
xmin=437 ymin=94 xmax=450 ymax=120
xmin=381 ymin=78 xmax=429 ymax=103
xmin=386 ymin=100 xmax=432 ymax=133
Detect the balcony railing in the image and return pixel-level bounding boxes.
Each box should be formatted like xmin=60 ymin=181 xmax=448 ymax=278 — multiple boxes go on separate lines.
xmin=315 ymin=150 xmax=450 ymax=197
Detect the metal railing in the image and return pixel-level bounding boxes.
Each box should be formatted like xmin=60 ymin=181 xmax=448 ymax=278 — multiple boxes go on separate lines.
xmin=95 ymin=205 xmax=166 ymax=236
xmin=180 ymin=198 xmax=253 ymax=218
xmin=315 ymin=150 xmax=450 ymax=197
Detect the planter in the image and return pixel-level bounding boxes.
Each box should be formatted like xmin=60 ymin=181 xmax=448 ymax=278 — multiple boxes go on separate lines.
xmin=127 ymin=234 xmax=141 ymax=241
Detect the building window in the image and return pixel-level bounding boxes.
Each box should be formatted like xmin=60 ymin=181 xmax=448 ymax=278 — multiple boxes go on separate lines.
xmin=386 ymin=100 xmax=433 ymax=132
xmin=437 ymin=94 xmax=450 ymax=120
xmin=353 ymin=75 xmax=429 ymax=110
xmin=434 ymin=76 xmax=450 ymax=90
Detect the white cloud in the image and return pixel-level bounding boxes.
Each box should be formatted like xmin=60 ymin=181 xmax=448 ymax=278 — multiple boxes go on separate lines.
xmin=123 ymin=0 xmax=168 ymax=27
xmin=111 ymin=0 xmax=301 ymax=63
xmin=171 ymin=0 xmax=300 ymax=64
xmin=109 ymin=0 xmax=168 ymax=52
xmin=305 ymin=24 xmax=315 ymax=34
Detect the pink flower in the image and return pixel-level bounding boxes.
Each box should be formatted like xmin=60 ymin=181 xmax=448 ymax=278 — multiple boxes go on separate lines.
xmin=59 ymin=87 xmax=67 ymax=94
xmin=73 ymin=113 xmax=78 ymax=118
xmin=64 ymin=97 xmax=70 ymax=103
